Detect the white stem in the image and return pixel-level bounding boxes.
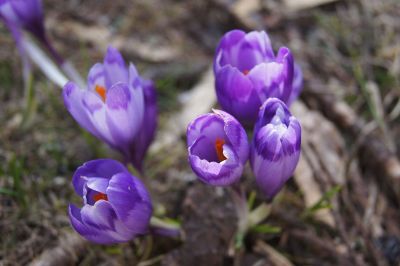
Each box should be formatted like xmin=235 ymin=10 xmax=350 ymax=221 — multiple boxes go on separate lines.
xmin=61 ymin=61 xmax=86 ymax=89
xmin=21 ymin=37 xmax=68 ymax=88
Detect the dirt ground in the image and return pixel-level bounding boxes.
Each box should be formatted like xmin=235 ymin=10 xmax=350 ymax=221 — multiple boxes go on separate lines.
xmin=1 ymin=0 xmax=400 ymax=265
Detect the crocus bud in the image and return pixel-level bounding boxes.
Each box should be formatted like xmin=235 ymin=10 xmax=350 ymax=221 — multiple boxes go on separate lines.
xmin=251 ymin=98 xmax=301 ymax=200
xmin=187 ymin=109 xmax=249 ymax=186
xmin=63 ymin=46 xmax=157 ymax=170
xmin=214 ymin=29 xmax=300 ymax=126
xmin=0 ymin=0 xmax=45 ymax=40
xmin=69 ymin=159 xmax=152 ymax=244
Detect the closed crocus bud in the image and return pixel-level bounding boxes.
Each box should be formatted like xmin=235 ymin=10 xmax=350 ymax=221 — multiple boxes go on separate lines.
xmin=63 ymin=46 xmax=156 ymax=170
xmin=187 ymin=109 xmax=249 ymax=186
xmin=251 ymin=98 xmax=301 ymax=200
xmin=69 ymin=159 xmax=152 ymax=244
xmin=214 ymin=29 xmax=297 ymax=126
xmin=0 ymin=0 xmax=45 ymax=40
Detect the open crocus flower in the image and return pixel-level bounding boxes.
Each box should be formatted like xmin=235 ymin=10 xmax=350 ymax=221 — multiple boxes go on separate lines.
xmin=63 ymin=47 xmax=157 ymax=170
xmin=187 ymin=109 xmax=249 ymax=186
xmin=0 ymin=0 xmax=45 ymax=40
xmin=69 ymin=159 xmax=152 ymax=244
xmin=251 ymin=98 xmax=301 ymax=200
xmin=214 ymin=29 xmax=302 ymax=126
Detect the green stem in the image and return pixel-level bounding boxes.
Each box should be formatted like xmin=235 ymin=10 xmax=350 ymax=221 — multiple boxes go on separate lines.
xmin=149 ymin=216 xmax=182 ymax=239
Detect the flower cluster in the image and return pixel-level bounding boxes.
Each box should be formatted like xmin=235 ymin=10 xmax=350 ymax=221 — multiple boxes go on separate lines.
xmin=2 ymin=1 xmax=303 ymax=246
xmin=188 ymin=30 xmax=302 ymax=200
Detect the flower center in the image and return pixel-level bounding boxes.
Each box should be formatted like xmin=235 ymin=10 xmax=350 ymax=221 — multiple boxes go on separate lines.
xmin=214 ymin=138 xmax=227 ymax=162
xmin=242 ymin=69 xmax=250 ymax=75
xmin=95 ymin=85 xmax=107 ymax=102
xmin=92 ymin=192 xmax=108 ymax=202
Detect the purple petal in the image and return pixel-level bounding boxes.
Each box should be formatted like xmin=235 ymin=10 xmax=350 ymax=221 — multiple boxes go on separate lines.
xmin=187 ymin=113 xmax=223 ymax=147
xmin=215 ymin=65 xmax=262 ymax=126
xmin=128 ymin=79 xmax=157 ymax=171
xmin=188 ymin=143 xmax=244 ymax=186
xmin=288 ymin=62 xmax=303 ymax=106
xmin=87 ymin=63 xmax=106 ymax=91
xmin=275 ymin=47 xmax=294 ymax=103
xmin=213 ymin=109 xmax=249 ymax=164
xmin=247 ymin=62 xmax=285 ymax=100
xmin=80 ymin=200 xmax=117 ymax=231
xmin=72 ymin=159 xmax=128 ymax=197
xmin=214 ymin=29 xmax=246 ymax=73
xmin=105 ymin=82 xmax=142 ymax=149
xmin=84 ymin=177 xmax=110 ymax=205
xmin=63 ymin=82 xmax=101 ymax=139
xmin=69 ymin=204 xmax=119 ymax=244
xmin=215 ymin=30 xmax=274 ymax=73
xmin=189 ymin=135 xmax=219 ymax=162
xmin=103 ymin=46 xmax=128 ymax=88
xmin=107 ymin=172 xmax=152 ymax=234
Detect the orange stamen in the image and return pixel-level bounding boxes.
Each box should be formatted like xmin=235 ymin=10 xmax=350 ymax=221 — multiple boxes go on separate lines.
xmin=95 ymin=85 xmax=107 ymax=102
xmin=242 ymin=69 xmax=250 ymax=75
xmin=93 ymin=192 xmax=108 ymax=202
xmin=215 ymin=138 xmax=227 ymax=162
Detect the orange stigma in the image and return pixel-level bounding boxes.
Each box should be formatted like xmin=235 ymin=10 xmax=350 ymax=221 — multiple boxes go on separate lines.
xmin=92 ymin=192 xmax=108 ymax=202
xmin=215 ymin=138 xmax=227 ymax=162
xmin=95 ymin=85 xmax=107 ymax=102
xmin=242 ymin=69 xmax=250 ymax=75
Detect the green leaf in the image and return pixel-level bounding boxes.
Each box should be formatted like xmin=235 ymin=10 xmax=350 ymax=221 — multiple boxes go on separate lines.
xmin=247 ymin=190 xmax=257 ymax=210
xmin=302 ymin=185 xmax=341 ymax=218
xmin=251 ymin=224 xmax=281 ymax=234
xmin=235 ymin=232 xmax=245 ymax=249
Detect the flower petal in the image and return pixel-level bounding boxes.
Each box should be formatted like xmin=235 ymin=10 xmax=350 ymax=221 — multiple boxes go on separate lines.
xmin=216 ymin=65 xmax=261 ymax=125
xmin=87 ymin=63 xmax=106 ymax=91
xmin=288 ymin=62 xmax=303 ymax=106
xmin=129 ymin=79 xmax=157 ymax=171
xmin=69 ymin=204 xmax=118 ymax=244
xmin=103 ymin=46 xmax=128 ymax=87
xmin=107 ymin=172 xmax=152 ymax=234
xmin=105 ymin=82 xmax=142 ymax=148
xmin=63 ymin=81 xmax=100 ymax=138
xmin=72 ymin=159 xmax=128 ymax=197
xmin=188 ymin=143 xmax=243 ymax=186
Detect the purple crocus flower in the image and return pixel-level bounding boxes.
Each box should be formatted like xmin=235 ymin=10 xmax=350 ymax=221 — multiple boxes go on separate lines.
xmin=214 ymin=29 xmax=303 ymax=126
xmin=187 ymin=109 xmax=249 ymax=186
xmin=251 ymin=98 xmax=301 ymax=200
xmin=63 ymin=47 xmax=157 ymax=171
xmin=69 ymin=159 xmax=152 ymax=244
xmin=0 ymin=0 xmax=45 ymax=40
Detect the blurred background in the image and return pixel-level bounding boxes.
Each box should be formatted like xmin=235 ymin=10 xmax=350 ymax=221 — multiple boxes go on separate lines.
xmin=1 ymin=0 xmax=400 ymax=265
